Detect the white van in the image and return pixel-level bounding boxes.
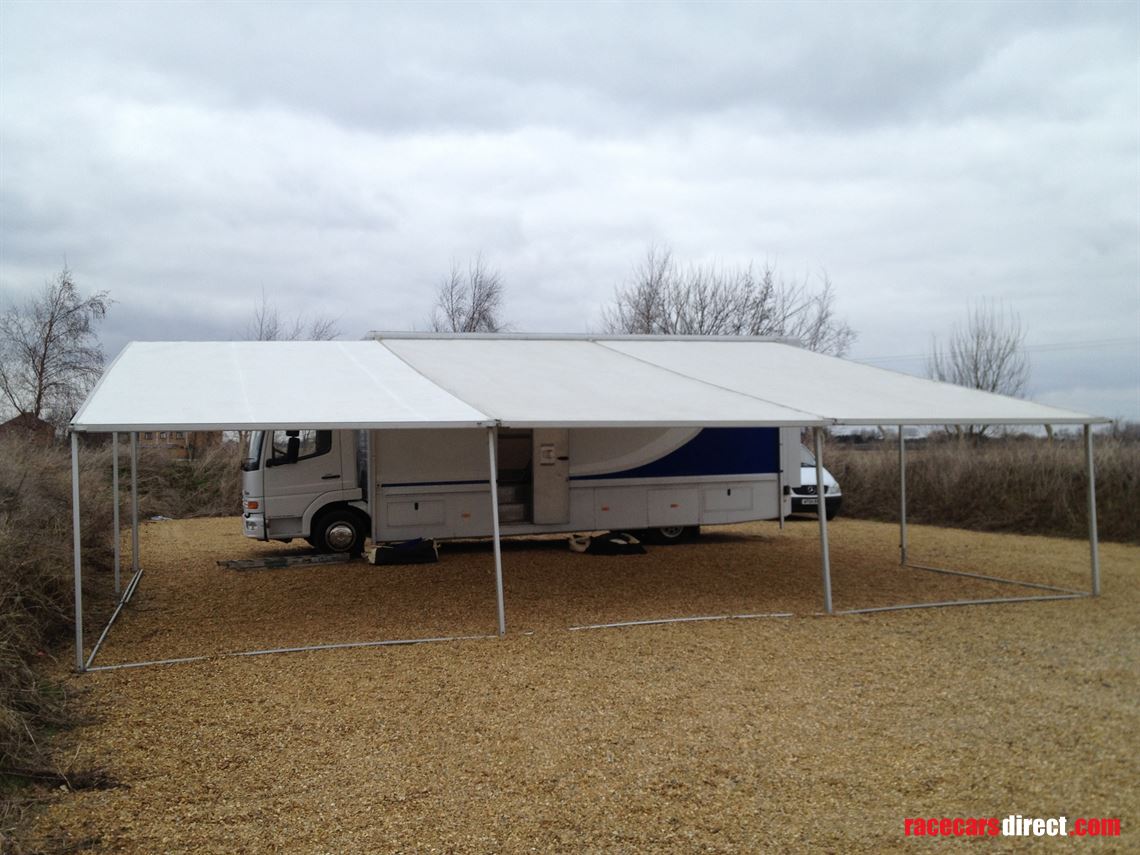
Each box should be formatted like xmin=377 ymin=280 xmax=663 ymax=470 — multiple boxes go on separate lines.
xmin=791 ymin=445 xmax=842 ymax=520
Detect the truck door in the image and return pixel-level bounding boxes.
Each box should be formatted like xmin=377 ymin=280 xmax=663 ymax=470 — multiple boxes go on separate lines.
xmin=263 ymin=429 xmax=342 ymax=534
xmin=532 ymin=428 xmax=570 ymax=524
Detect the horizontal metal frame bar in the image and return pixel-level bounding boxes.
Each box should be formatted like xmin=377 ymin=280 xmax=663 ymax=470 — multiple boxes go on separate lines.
xmin=837 ymin=593 xmax=1088 ymax=616
xmin=570 ymin=612 xmax=794 ymax=631
xmin=84 ymin=569 xmax=144 ymax=671
xmin=832 ymin=417 xmax=1110 ymax=425
xmin=904 ymin=561 xmax=1086 ymax=595
xmin=73 ymin=420 xmax=496 ymax=432
xmin=370 ymin=331 xmax=795 ymax=343
xmin=85 ymin=634 xmax=495 ymax=673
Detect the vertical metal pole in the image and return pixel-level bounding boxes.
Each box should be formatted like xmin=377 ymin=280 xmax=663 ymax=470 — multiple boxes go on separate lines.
xmin=899 ymin=425 xmax=908 ymax=566
xmin=71 ymin=432 xmax=85 ymax=672
xmin=776 ymin=429 xmax=785 ymax=531
xmin=366 ymin=430 xmax=376 ymax=553
xmin=814 ymin=427 xmax=833 ymax=614
xmin=130 ymin=431 xmax=140 ymax=575
xmin=112 ymin=431 xmax=121 ymax=596
xmin=487 ymin=427 xmax=506 ymax=636
xmin=1085 ymin=424 xmax=1100 ymax=596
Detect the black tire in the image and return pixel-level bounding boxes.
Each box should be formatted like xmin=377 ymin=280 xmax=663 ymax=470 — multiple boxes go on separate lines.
xmin=824 ymin=499 xmax=841 ymax=521
xmin=311 ymin=507 xmax=368 ymax=555
xmin=646 ymin=525 xmax=699 ymax=544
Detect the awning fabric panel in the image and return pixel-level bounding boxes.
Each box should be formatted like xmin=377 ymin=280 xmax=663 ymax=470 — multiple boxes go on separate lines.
xmin=71 ymin=341 xmax=491 ymax=431
xmin=379 ymin=337 xmax=827 ymax=427
xmin=602 ymin=339 xmax=1105 ymax=425
xmin=71 ymin=336 xmax=1105 ymax=432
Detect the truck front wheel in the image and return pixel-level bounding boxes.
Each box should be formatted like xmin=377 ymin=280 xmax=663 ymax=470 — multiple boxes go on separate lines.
xmin=312 ymin=508 xmax=368 ymax=556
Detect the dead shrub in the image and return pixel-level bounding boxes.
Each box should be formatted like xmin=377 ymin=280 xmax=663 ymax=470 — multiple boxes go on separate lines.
xmin=134 ymin=442 xmax=243 ymax=519
xmin=0 ymin=436 xmax=241 ymax=807
xmin=0 ymin=437 xmax=114 ymax=777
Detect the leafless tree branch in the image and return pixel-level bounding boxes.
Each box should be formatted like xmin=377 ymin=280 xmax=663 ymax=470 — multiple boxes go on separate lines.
xmin=601 ymin=245 xmax=855 ymax=355
xmin=928 ymin=300 xmax=1030 ymax=441
xmin=245 ymin=288 xmax=340 ymax=341
xmin=0 ymin=266 xmax=111 ymax=426
xmin=429 ymin=254 xmax=506 ymax=333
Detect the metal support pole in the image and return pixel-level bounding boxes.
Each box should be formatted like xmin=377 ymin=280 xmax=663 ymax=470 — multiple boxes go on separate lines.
xmin=366 ymin=430 xmax=376 ymax=553
xmin=1085 ymin=424 xmax=1100 ymax=596
xmin=814 ymin=427 xmax=833 ymax=614
xmin=130 ymin=431 xmax=140 ymax=575
xmin=71 ymin=432 xmax=85 ymax=672
xmin=776 ymin=429 xmax=785 ymax=531
xmin=487 ymin=427 xmax=506 ymax=636
xmin=899 ymin=425 xmax=908 ymax=566
xmin=112 ymin=431 xmax=121 ymax=596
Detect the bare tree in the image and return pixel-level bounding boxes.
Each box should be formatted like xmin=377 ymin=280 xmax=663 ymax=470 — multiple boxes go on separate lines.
xmin=601 ymin=246 xmax=855 ymax=355
xmin=0 ymin=266 xmax=111 ymax=426
xmin=927 ymin=300 xmax=1030 ymax=441
xmin=245 ymin=288 xmax=339 ymax=341
xmin=429 ymin=254 xmax=506 ymax=333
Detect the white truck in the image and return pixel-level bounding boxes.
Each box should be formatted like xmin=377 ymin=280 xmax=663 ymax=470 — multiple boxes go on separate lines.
xmin=241 ymin=426 xmax=803 ymax=553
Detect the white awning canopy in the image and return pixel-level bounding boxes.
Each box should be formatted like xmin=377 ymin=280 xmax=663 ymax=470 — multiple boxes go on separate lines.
xmin=599 ymin=338 xmax=1103 ymax=426
xmin=379 ymin=337 xmax=824 ymax=427
xmin=70 ymin=334 xmax=1106 ymax=432
xmin=71 ymin=341 xmax=492 ymax=431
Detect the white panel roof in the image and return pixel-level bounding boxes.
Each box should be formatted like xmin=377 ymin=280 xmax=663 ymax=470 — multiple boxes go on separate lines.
xmin=71 ymin=335 xmax=1105 ymax=431
xmin=71 ymin=341 xmax=491 ymax=431
xmin=602 ymin=338 xmax=1105 ymax=425
xmin=379 ymin=337 xmax=825 ymax=427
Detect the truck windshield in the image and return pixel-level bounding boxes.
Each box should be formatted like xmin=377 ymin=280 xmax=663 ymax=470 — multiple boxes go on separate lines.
xmin=241 ymin=431 xmax=264 ymax=472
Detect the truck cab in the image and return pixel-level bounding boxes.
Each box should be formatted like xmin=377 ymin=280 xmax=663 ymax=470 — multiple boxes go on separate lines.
xmin=242 ymin=429 xmax=370 ymax=553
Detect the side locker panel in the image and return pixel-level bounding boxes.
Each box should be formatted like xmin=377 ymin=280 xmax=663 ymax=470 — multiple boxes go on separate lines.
xmin=387 ymin=499 xmax=446 ymax=527
xmin=703 ymin=485 xmax=753 ymax=513
xmin=532 ymin=428 xmax=570 ymax=524
xmin=595 ymin=486 xmax=648 ymax=529
xmin=647 ymin=488 xmax=700 ymax=527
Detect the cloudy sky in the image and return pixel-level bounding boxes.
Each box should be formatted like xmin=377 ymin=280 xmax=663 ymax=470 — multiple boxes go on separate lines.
xmin=2 ymin=0 xmax=1137 ymax=421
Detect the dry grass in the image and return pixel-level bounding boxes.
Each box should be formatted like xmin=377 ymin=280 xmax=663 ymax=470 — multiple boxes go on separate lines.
xmin=828 ymin=436 xmax=1140 ymax=544
xmin=0 ymin=439 xmax=115 ymax=772
xmin=0 ymin=438 xmax=241 ymax=843
xmin=134 ymin=442 xmax=242 ymax=520
xmin=11 ymin=516 xmax=1138 ymax=853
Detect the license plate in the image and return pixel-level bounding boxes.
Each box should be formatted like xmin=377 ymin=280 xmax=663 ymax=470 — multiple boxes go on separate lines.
xmin=800 ymin=498 xmax=819 ymax=506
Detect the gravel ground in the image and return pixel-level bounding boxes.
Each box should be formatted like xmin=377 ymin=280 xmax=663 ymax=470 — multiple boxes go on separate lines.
xmin=20 ymin=517 xmax=1139 ymax=852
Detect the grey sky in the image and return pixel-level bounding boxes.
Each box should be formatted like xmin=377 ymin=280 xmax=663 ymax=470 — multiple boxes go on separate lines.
xmin=1 ymin=0 xmax=1137 ymax=421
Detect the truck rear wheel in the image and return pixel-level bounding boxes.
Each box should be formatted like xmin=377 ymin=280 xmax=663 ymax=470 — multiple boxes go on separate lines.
xmin=645 ymin=525 xmax=699 ymax=544
xmin=312 ymin=508 xmax=368 ymax=556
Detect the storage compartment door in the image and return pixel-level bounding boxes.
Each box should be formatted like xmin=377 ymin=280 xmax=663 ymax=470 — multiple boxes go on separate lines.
xmin=532 ymin=428 xmax=570 ymax=524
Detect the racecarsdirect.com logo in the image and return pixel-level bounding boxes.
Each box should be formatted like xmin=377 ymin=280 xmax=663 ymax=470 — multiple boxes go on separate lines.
xmin=904 ymin=815 xmax=1122 ymax=838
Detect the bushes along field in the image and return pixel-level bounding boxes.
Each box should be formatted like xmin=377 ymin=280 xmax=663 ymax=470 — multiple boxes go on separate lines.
xmin=826 ymin=435 xmax=1139 ymax=544
xmin=0 ymin=436 xmax=241 ymax=817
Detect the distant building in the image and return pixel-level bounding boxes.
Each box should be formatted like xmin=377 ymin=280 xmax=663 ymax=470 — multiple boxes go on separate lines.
xmin=137 ymin=430 xmax=223 ymax=460
xmin=0 ymin=412 xmax=55 ymax=444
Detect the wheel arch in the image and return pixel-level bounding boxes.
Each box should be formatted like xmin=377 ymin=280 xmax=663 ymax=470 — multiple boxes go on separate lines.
xmin=302 ymin=494 xmax=370 ymax=538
